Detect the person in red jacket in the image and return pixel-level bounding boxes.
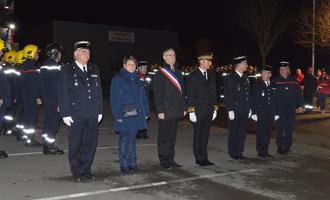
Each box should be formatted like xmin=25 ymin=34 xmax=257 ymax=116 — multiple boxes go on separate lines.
xmin=296 ymin=68 xmax=304 ymax=91
xmin=317 ymin=70 xmax=329 ymax=114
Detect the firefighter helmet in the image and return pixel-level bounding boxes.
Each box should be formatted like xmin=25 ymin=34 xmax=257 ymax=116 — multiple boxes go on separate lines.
xmin=3 ymin=50 xmax=17 ymax=63
xmin=16 ymin=50 xmax=26 ymax=64
xmin=0 ymin=39 xmax=6 ymax=51
xmin=46 ymin=43 xmax=63 ymax=60
xmin=23 ymin=44 xmax=39 ymax=59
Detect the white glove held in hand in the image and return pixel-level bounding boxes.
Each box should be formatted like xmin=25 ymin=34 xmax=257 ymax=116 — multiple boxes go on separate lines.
xmin=251 ymin=114 xmax=258 ymax=122
xmin=63 ymin=116 xmax=74 ymax=126
xmin=189 ymin=112 xmax=197 ymax=123
xmin=274 ymin=115 xmax=279 ymax=121
xmin=212 ymin=111 xmax=217 ymax=121
xmin=228 ymin=111 xmax=235 ymax=120
xmin=98 ymin=114 xmax=103 ymax=123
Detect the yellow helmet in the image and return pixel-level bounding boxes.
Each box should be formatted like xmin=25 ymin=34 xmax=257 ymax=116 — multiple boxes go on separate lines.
xmin=3 ymin=50 xmax=17 ymax=63
xmin=23 ymin=44 xmax=39 ymax=59
xmin=16 ymin=50 xmax=26 ymax=64
xmin=0 ymin=39 xmax=6 ymax=51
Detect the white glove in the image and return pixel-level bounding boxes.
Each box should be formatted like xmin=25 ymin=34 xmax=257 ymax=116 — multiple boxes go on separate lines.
xmin=98 ymin=114 xmax=103 ymax=123
xmin=248 ymin=109 xmax=252 ymax=118
xmin=212 ymin=111 xmax=217 ymax=121
xmin=251 ymin=114 xmax=258 ymax=122
xmin=189 ymin=112 xmax=197 ymax=123
xmin=228 ymin=111 xmax=235 ymax=120
xmin=63 ymin=116 xmax=74 ymax=126
xmin=0 ymin=99 xmax=3 ymax=107
xmin=274 ymin=115 xmax=279 ymax=121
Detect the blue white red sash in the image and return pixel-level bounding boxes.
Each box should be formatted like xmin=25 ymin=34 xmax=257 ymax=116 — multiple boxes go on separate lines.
xmin=160 ymin=67 xmax=182 ymax=93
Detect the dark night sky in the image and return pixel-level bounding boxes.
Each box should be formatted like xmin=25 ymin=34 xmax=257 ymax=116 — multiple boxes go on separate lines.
xmin=12 ymin=0 xmax=328 ymax=71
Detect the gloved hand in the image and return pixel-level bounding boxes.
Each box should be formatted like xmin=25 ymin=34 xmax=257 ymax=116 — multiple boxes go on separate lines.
xmin=212 ymin=111 xmax=217 ymax=121
xmin=98 ymin=114 xmax=103 ymax=123
xmin=158 ymin=113 xmax=165 ymax=120
xmin=117 ymin=119 xmax=123 ymax=123
xmin=63 ymin=116 xmax=74 ymax=126
xmin=189 ymin=112 xmax=197 ymax=123
xmin=251 ymin=114 xmax=258 ymax=122
xmin=228 ymin=111 xmax=235 ymax=120
xmin=274 ymin=115 xmax=280 ymax=121
xmin=0 ymin=99 xmax=3 ymax=108
xmin=248 ymin=109 xmax=252 ymax=118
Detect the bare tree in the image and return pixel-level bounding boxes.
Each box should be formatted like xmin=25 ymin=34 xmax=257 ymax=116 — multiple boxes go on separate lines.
xmin=236 ymin=0 xmax=292 ymax=64
xmin=296 ymin=0 xmax=330 ymax=49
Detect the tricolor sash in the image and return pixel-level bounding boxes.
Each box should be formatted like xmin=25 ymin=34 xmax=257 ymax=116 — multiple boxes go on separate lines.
xmin=160 ymin=67 xmax=182 ymax=93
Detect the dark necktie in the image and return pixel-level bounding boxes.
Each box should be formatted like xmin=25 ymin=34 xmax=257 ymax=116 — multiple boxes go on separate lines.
xmin=203 ymin=72 xmax=207 ymax=81
xmin=83 ymin=66 xmax=87 ymax=73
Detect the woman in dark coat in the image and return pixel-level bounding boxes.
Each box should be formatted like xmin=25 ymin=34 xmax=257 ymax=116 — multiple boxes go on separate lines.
xmin=110 ymin=55 xmax=149 ymax=174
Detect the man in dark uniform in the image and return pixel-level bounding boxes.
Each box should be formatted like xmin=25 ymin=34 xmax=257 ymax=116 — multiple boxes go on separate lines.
xmin=186 ymin=52 xmax=218 ymax=166
xmin=0 ymin=39 xmax=10 ymax=158
xmin=58 ymin=41 xmax=103 ymax=181
xmin=273 ymin=61 xmax=303 ymax=154
xmin=251 ymin=65 xmax=279 ymax=158
xmin=153 ymin=48 xmax=186 ymax=169
xmin=301 ymin=67 xmax=317 ymax=113
xmin=40 ymin=43 xmax=64 ymax=155
xmin=1 ymin=50 xmax=18 ymax=136
xmin=223 ymin=56 xmax=251 ymax=160
xmin=136 ymin=61 xmax=151 ymax=139
xmin=20 ymin=44 xmax=42 ymax=146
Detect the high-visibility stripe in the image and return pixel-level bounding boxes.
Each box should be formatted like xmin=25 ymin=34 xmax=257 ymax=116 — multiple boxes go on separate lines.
xmin=4 ymin=69 xmax=20 ymax=76
xmin=160 ymin=67 xmax=182 ymax=93
xmin=40 ymin=65 xmax=61 ymax=70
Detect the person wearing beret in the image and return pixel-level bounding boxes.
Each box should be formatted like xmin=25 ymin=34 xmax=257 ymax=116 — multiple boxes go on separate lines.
xmin=58 ymin=41 xmax=103 ymax=181
xmin=223 ymin=56 xmax=251 ymax=160
xmin=272 ymin=61 xmax=303 ymax=155
xmin=251 ymin=65 xmax=278 ymax=158
xmin=186 ymin=52 xmax=218 ymax=166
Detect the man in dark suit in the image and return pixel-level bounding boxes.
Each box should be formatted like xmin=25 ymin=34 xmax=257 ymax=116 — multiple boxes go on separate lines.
xmin=251 ymin=65 xmax=279 ymax=158
xmin=58 ymin=41 xmax=103 ymax=181
xmin=223 ymin=56 xmax=251 ymax=160
xmin=153 ymin=48 xmax=186 ymax=169
xmin=186 ymin=52 xmax=218 ymax=166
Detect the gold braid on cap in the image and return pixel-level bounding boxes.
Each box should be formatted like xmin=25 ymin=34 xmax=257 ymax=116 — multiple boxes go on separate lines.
xmin=186 ymin=107 xmax=196 ymax=113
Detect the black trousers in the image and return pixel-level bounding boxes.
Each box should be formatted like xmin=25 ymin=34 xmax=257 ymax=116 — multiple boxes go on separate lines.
xmin=68 ymin=117 xmax=98 ymax=176
xmin=22 ymin=92 xmax=38 ymax=130
xmin=256 ymin=111 xmax=273 ymax=155
xmin=193 ymin=112 xmax=213 ymax=162
xmin=276 ymin=106 xmax=295 ymax=151
xmin=157 ymin=119 xmax=178 ymax=165
xmin=42 ymin=99 xmax=60 ymax=142
xmin=228 ymin=112 xmax=248 ymax=158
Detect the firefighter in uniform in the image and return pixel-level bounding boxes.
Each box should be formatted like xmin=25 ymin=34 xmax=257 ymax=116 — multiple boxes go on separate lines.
xmin=14 ymin=50 xmax=26 ymax=138
xmin=40 ymin=43 xmax=64 ymax=155
xmin=0 ymin=39 xmax=10 ymax=158
xmin=58 ymin=41 xmax=103 ymax=181
xmin=223 ymin=56 xmax=251 ymax=160
xmin=251 ymin=65 xmax=279 ymax=158
xmin=20 ymin=44 xmax=42 ymax=146
xmin=272 ymin=61 xmax=303 ymax=154
xmin=186 ymin=52 xmax=218 ymax=166
xmin=153 ymin=48 xmax=186 ymax=169
xmin=1 ymin=50 xmax=19 ymax=136
xmin=136 ymin=61 xmax=152 ymax=139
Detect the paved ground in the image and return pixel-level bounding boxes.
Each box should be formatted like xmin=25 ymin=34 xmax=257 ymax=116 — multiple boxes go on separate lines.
xmin=1 ymin=101 xmax=330 ymax=200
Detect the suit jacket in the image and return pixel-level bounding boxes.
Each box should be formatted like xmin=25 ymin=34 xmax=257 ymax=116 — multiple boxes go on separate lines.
xmin=186 ymin=68 xmax=218 ymax=115
xmin=153 ymin=64 xmax=186 ymax=120
xmin=223 ymin=71 xmax=251 ymax=116
xmin=251 ymin=80 xmax=275 ymax=116
xmin=57 ymin=61 xmax=103 ymax=119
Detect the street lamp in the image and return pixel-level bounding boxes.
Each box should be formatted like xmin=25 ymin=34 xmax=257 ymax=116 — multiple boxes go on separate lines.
xmin=8 ymin=23 xmax=15 ymax=30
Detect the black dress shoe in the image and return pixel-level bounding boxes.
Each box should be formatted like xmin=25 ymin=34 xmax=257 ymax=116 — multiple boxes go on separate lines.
xmin=120 ymin=167 xmax=131 ymax=174
xmin=160 ymin=163 xmax=171 ymax=169
xmin=73 ymin=174 xmax=82 ymax=182
xmin=230 ymin=155 xmax=240 ymax=160
xmin=82 ymin=173 xmax=96 ymax=180
xmin=196 ymin=160 xmax=213 ymax=166
xmin=238 ymin=155 xmax=248 ymax=160
xmin=277 ymin=148 xmax=287 ymax=155
xmin=136 ymin=135 xmax=141 ymax=139
xmin=142 ymin=135 xmax=149 ymax=139
xmin=204 ymin=160 xmax=214 ymax=166
xmin=257 ymin=153 xmax=266 ymax=158
xmin=129 ymin=166 xmax=139 ymax=173
xmin=168 ymin=160 xmax=182 ymax=168
xmin=0 ymin=150 xmax=8 ymax=159
xmin=265 ymin=153 xmax=273 ymax=158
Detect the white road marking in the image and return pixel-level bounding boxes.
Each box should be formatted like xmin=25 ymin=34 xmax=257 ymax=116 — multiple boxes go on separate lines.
xmin=7 ymin=144 xmax=156 ymax=157
xmin=32 ymin=169 xmax=257 ymax=200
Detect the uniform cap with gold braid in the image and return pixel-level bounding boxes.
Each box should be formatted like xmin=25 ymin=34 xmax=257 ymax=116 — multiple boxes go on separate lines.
xmin=3 ymin=50 xmax=17 ymax=63
xmin=198 ymin=52 xmax=213 ymax=61
xmin=23 ymin=44 xmax=39 ymax=59
xmin=16 ymin=50 xmax=26 ymax=64
xmin=232 ymin=55 xmax=247 ymax=65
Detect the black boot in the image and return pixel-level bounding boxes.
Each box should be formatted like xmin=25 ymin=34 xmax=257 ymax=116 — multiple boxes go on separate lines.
xmin=43 ymin=144 xmax=64 ymax=155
